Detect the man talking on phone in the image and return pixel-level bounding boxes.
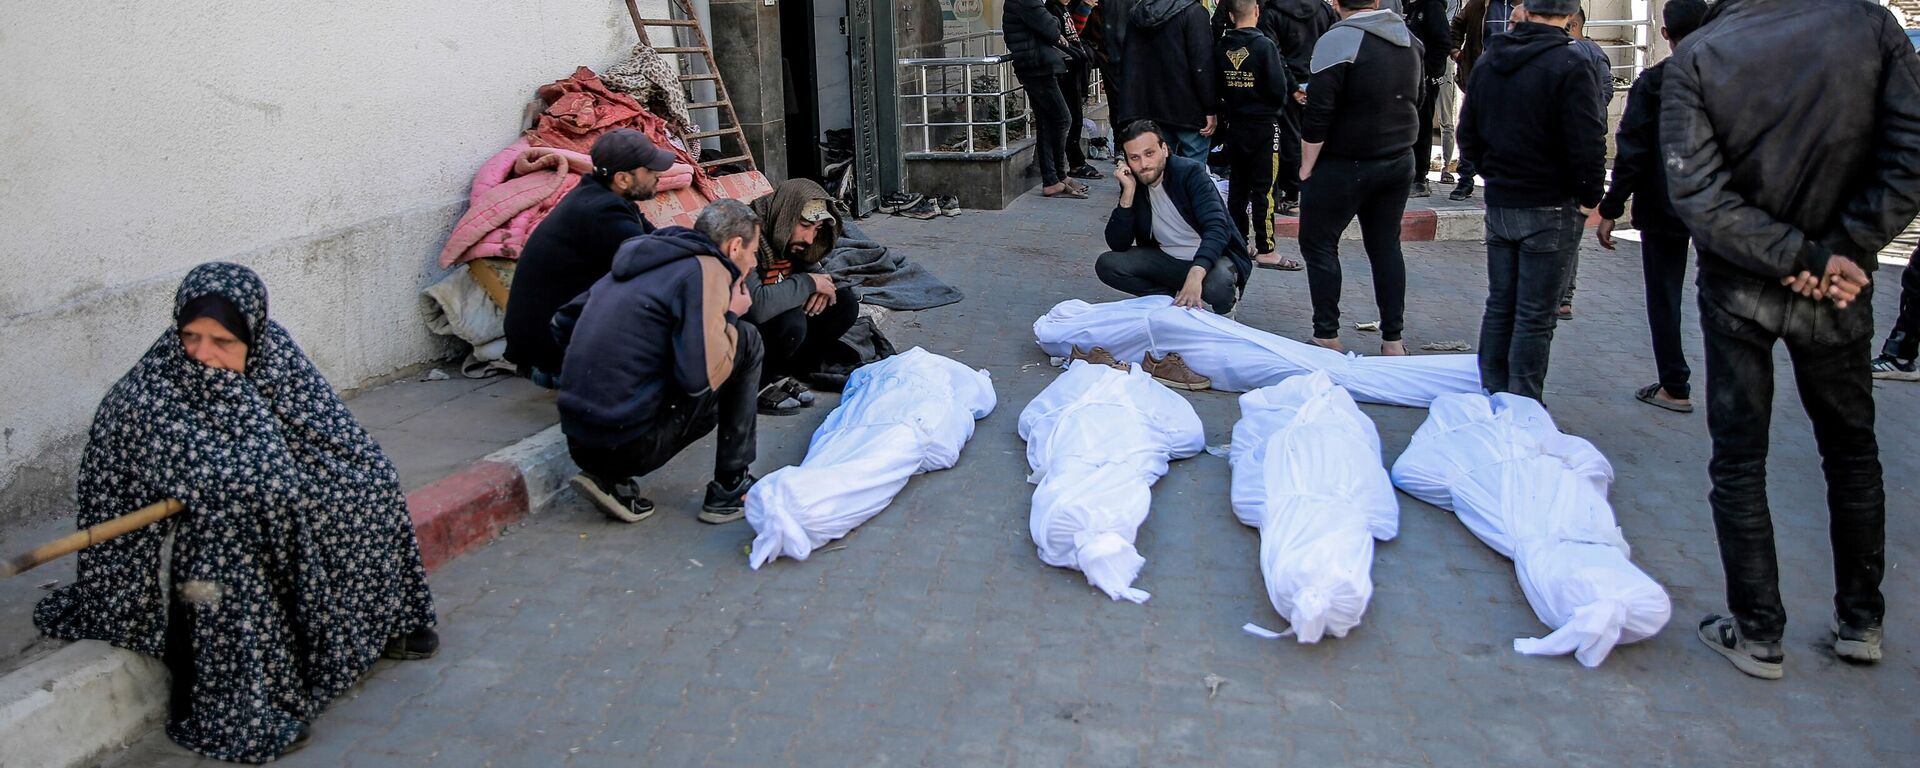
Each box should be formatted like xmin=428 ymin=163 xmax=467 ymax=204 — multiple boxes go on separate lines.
xmin=1096 ymin=119 xmax=1252 ymax=315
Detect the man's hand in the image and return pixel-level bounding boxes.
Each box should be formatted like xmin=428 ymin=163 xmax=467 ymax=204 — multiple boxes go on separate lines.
xmin=1173 ymin=266 xmax=1208 ymax=309
xmin=808 ymin=272 xmax=836 ymax=297
xmin=1577 ymin=205 xmax=1597 ymax=219
xmin=728 ymin=278 xmax=752 ymax=316
xmin=1292 ymin=89 xmax=1308 ymax=105
xmin=1823 ymin=255 xmax=1871 ymax=308
xmin=804 ymin=292 xmax=830 ymax=316
xmin=1200 ymin=115 xmax=1218 ymax=138
xmin=1782 ymin=270 xmax=1823 ymax=298
xmin=1114 ymin=163 xmax=1136 ymax=205
xmin=1597 ymin=219 xmax=1617 ymax=250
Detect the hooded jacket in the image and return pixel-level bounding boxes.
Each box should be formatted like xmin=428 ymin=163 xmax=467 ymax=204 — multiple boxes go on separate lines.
xmin=503 ymin=175 xmax=654 ymax=374
xmin=551 ymin=227 xmax=745 ymax=449
xmin=1215 ymin=26 xmax=1291 ymax=123
xmin=1598 ymin=61 xmax=1683 ymax=236
xmin=746 ymin=179 xmax=840 ymax=324
xmin=1118 ymin=0 xmax=1217 ymax=130
xmin=1263 ymin=0 xmax=1339 ymax=87
xmin=1004 ymin=0 xmax=1067 ymax=78
xmin=1302 ymin=9 xmax=1424 ymax=161
xmin=1456 ymin=21 xmax=1606 ymax=208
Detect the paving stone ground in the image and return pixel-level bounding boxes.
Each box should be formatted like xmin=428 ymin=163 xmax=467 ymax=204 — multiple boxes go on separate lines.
xmin=107 ymin=178 xmax=1918 ymax=766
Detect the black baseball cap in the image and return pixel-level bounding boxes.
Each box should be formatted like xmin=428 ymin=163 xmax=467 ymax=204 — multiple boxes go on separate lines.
xmin=590 ymin=128 xmax=677 ymax=174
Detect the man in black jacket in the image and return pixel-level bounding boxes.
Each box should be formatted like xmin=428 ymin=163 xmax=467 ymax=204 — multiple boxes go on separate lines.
xmin=553 ymin=200 xmax=764 ymax=526
xmin=1457 ymin=0 xmax=1604 ymax=401
xmin=1403 ymin=0 xmax=1451 ymax=197
xmin=1120 ymin=0 xmax=1217 ymax=161
xmin=1298 ymin=0 xmax=1423 ymax=356
xmin=1661 ymin=0 xmax=1920 ymax=679
xmin=1263 ymin=0 xmax=1337 ymax=214
xmin=503 ymin=129 xmax=670 ymax=386
xmin=1215 ymin=0 xmax=1294 ymax=265
xmin=1595 ymin=0 xmax=1707 ymax=414
xmin=1098 ymin=120 xmax=1252 ymax=314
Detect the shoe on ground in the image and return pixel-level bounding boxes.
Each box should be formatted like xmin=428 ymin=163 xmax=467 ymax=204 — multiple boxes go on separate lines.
xmin=700 ymin=473 xmax=756 ymax=524
xmin=1141 ymin=351 xmax=1211 ymax=391
xmin=878 ymin=191 xmax=923 ymax=214
xmin=758 ymin=382 xmax=804 ymax=415
xmin=1870 ymin=353 xmax=1920 ymax=381
xmin=1697 ymin=614 xmax=1784 ymax=680
xmin=1068 ymin=345 xmax=1128 ymax=370
xmin=570 ymin=473 xmax=657 ymax=523
xmin=937 ymin=195 xmax=962 ymax=217
xmin=283 ymin=724 xmax=313 ymax=757
xmin=1448 ymin=178 xmax=1475 ymax=201
xmin=779 ymin=376 xmax=817 ymax=407
xmin=1410 ymin=180 xmax=1431 ymax=198
xmin=383 ymin=627 xmax=441 ymax=661
xmin=898 ymin=198 xmax=941 ymax=220
xmin=1069 ymin=163 xmax=1104 ymax=180
xmin=1440 ymin=171 xmax=1456 ymax=184
xmin=1833 ymin=614 xmax=1884 ymax=663
xmin=1276 ymin=198 xmax=1300 ymax=217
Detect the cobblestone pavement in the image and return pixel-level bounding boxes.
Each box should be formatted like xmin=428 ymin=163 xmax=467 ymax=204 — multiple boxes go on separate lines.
xmin=110 ymin=179 xmax=1918 ymax=766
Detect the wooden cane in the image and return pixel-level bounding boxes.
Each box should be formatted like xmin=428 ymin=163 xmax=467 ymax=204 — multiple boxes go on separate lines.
xmin=0 ymin=499 xmax=185 ymax=578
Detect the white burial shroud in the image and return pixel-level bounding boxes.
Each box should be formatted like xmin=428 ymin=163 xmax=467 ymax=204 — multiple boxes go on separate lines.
xmin=1020 ymin=361 xmax=1205 ymax=603
xmin=1389 ymin=393 xmax=1672 ymax=667
xmin=1229 ymin=371 xmax=1399 ymax=643
xmin=1032 ymin=296 xmax=1480 ymax=407
xmin=746 ymin=347 xmax=995 ymax=569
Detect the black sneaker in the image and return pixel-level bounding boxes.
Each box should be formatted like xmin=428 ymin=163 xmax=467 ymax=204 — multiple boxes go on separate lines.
xmin=759 ymin=382 xmax=803 ymax=415
xmin=1832 ymin=614 xmax=1884 ymax=663
xmin=937 ymin=195 xmax=962 ymax=217
xmin=700 ymin=473 xmax=756 ymax=524
xmin=780 ymin=377 xmax=817 ymax=407
xmin=570 ymin=473 xmax=657 ymax=523
xmin=1697 ymin=614 xmax=1784 ymax=680
xmin=1068 ymin=163 xmax=1104 ymax=180
xmin=1410 ymin=180 xmax=1432 ymax=198
xmin=383 ymin=627 xmax=440 ymax=661
xmin=878 ymin=192 xmax=923 ymax=214
xmin=1448 ymin=178 xmax=1475 ymax=201
xmin=898 ymin=198 xmax=941 ymax=220
xmin=1870 ymin=353 xmax=1919 ymax=381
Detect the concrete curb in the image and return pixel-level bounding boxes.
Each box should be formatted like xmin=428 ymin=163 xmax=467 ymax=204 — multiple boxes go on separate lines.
xmin=0 ymin=426 xmax=576 ymax=768
xmin=1275 ymin=207 xmax=1484 ymax=242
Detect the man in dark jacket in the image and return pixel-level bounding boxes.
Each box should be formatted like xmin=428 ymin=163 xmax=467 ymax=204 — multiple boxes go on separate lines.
xmin=1098 ymin=120 xmax=1251 ymax=314
xmin=1298 ymin=0 xmax=1423 ymax=355
xmin=1259 ymin=0 xmax=1337 ymax=214
xmin=1594 ymin=0 xmax=1707 ymax=414
xmin=1555 ymin=7 xmax=1619 ymax=317
xmin=1444 ymin=0 xmax=1517 ymax=200
xmin=1120 ymin=0 xmax=1217 ymax=161
xmin=1661 ymin=0 xmax=1920 ymax=679
xmin=1005 ymin=0 xmax=1078 ymax=197
xmin=502 ymin=129 xmax=670 ymax=385
xmin=553 ymin=200 xmax=764 ymax=526
xmin=1403 ymin=0 xmax=1451 ymax=197
xmin=1215 ymin=0 xmax=1294 ymax=263
xmin=744 ymin=179 xmax=859 ymax=413
xmin=1457 ymin=0 xmax=1604 ymax=401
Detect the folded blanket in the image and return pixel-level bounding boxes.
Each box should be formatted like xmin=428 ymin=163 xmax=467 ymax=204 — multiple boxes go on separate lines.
xmin=817 ymin=221 xmax=964 ymax=311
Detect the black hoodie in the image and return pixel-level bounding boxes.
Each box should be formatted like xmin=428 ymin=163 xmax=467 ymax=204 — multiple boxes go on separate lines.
xmin=551 ymin=227 xmax=745 ymax=449
xmin=1118 ymin=0 xmax=1217 ymax=130
xmin=1302 ymin=10 xmax=1423 ymax=160
xmin=1216 ymin=27 xmax=1291 ymax=123
xmin=1457 ymin=21 xmax=1606 ymax=209
xmin=1263 ymin=0 xmax=1338 ymax=87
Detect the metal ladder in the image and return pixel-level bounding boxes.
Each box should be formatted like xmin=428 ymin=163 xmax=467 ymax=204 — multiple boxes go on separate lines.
xmin=622 ymin=0 xmax=758 ymax=173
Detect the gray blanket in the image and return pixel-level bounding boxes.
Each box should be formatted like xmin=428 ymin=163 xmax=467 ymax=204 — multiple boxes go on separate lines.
xmin=818 ymin=221 xmax=964 ymax=311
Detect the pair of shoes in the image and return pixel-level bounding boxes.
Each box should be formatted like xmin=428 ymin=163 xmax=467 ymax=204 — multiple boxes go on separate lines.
xmin=1068 ymin=164 xmax=1104 ymax=180
xmin=759 ymin=379 xmax=806 ymax=415
xmin=1833 ymin=613 xmax=1885 ymax=663
xmin=1409 ymin=180 xmax=1432 ymax=198
xmin=1448 ymin=178 xmax=1475 ymax=201
xmin=1068 ymin=345 xmax=1128 ymax=371
xmin=382 ymin=627 xmax=441 ymax=661
xmin=1870 ymin=353 xmax=1920 ymax=381
xmin=571 ymin=473 xmax=658 ymax=523
xmin=779 ymin=376 xmax=817 ymax=407
xmin=878 ymin=192 xmax=923 ymax=214
xmin=896 ymin=198 xmax=942 ymax=219
xmin=1439 ymin=171 xmax=1456 ymax=184
xmin=1140 ymin=351 xmax=1210 ymax=390
xmin=700 ymin=473 xmax=756 ymax=524
xmin=1697 ymin=614 xmax=1785 ymax=680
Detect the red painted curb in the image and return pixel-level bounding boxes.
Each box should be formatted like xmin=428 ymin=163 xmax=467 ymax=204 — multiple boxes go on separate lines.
xmin=1271 ymin=208 xmax=1444 ymax=242
xmin=406 ymin=459 xmax=529 ymax=572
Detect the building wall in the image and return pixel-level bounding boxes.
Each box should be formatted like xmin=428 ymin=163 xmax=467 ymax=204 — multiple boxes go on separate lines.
xmin=0 ymin=0 xmax=664 ymax=524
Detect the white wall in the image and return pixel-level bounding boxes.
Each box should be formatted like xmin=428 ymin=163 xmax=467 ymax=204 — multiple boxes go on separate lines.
xmin=0 ymin=0 xmax=665 ymax=520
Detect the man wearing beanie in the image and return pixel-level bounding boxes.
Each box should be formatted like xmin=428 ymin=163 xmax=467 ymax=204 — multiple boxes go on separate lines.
xmin=1297 ymin=0 xmax=1424 ymax=356
xmin=1456 ymin=0 xmax=1604 ymax=401
xmin=505 ymin=128 xmax=676 ymax=385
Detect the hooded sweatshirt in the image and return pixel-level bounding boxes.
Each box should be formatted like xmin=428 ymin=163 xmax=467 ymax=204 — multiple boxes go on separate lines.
xmin=1302 ymin=9 xmax=1424 ymax=161
xmin=1118 ymin=0 xmax=1217 ymax=130
xmin=1457 ymin=21 xmax=1606 ymax=209
xmin=746 ymin=179 xmax=840 ymax=324
xmin=1216 ymin=26 xmax=1292 ymax=123
xmin=1263 ymin=0 xmax=1339 ymax=87
xmin=551 ymin=227 xmax=744 ymax=449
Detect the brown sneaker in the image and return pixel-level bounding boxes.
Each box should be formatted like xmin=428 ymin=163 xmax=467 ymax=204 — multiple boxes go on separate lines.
xmin=1069 ymin=345 xmax=1129 ymax=371
xmin=1141 ymin=351 xmax=1210 ymax=391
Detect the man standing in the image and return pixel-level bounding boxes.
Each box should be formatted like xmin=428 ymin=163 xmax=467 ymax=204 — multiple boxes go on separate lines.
xmin=1097 ymin=120 xmax=1252 ymax=316
xmin=1555 ymin=7 xmax=1618 ymax=319
xmin=1119 ymin=0 xmax=1217 ymax=161
xmin=503 ymin=129 xmax=671 ymax=386
xmin=1595 ymin=0 xmax=1708 ymax=414
xmin=1403 ymin=0 xmax=1451 ymax=197
xmin=745 ymin=179 xmax=860 ymax=414
xmin=1457 ymin=0 xmax=1604 ymax=401
xmin=554 ymin=200 xmax=765 ymax=525
xmin=1870 ymin=253 xmax=1920 ymax=380
xmin=1262 ymin=0 xmax=1339 ymax=215
xmin=1215 ymin=0 xmax=1295 ymax=268
xmin=1663 ymin=0 xmax=1920 ymax=679
xmin=1297 ymin=0 xmax=1423 ymax=356
xmin=1444 ymin=0 xmax=1517 ymax=201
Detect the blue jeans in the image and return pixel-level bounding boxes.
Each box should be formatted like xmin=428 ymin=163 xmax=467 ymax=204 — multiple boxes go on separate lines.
xmin=1167 ymin=128 xmax=1209 ymax=163
xmin=1477 ymin=204 xmax=1582 ymax=400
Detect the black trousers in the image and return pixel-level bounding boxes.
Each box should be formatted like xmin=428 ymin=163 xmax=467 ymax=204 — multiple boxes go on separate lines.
xmin=1413 ymin=77 xmax=1441 ymax=185
xmin=1018 ymin=71 xmax=1072 ymax=186
xmin=1884 ymin=255 xmax=1920 ymax=360
xmin=1277 ymin=101 xmax=1303 ymax=201
xmin=1699 ymin=277 xmax=1884 ymax=642
xmin=1299 ymin=152 xmax=1415 ymax=341
xmin=756 ymin=286 xmax=860 ymax=385
xmin=1225 ymin=119 xmax=1282 ymax=255
xmin=1061 ymin=67 xmax=1089 ymax=169
xmin=1641 ymin=231 xmax=1693 ymax=399
xmin=1478 ymin=204 xmax=1582 ymax=401
xmin=1095 ymin=248 xmax=1241 ymax=314
xmin=567 ymin=322 xmax=762 ymax=484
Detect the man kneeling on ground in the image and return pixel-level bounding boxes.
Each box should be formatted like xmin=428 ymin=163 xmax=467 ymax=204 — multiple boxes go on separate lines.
xmin=554 ymin=199 xmax=764 ymax=524
xmin=745 ymin=179 xmax=861 ymax=414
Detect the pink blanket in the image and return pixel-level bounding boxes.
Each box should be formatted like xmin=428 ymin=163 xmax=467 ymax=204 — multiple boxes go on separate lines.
xmin=439 ymin=140 xmax=694 ymax=268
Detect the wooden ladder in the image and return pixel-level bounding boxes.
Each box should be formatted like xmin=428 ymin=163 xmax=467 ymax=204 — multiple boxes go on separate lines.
xmin=623 ymin=0 xmax=758 ymax=173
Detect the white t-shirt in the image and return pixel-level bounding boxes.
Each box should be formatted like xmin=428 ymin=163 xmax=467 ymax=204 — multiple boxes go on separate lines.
xmin=1147 ymin=181 xmax=1202 ymax=261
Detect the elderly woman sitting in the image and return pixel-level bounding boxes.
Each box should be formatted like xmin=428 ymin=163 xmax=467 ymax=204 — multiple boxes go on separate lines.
xmin=34 ymin=262 xmax=438 ymax=763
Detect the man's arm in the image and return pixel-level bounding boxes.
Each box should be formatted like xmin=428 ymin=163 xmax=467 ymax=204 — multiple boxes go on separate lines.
xmin=1184 ymin=163 xmax=1239 ymax=274
xmin=1009 ymin=0 xmax=1063 ymax=47
xmin=1457 ymin=67 xmax=1483 ymax=170
xmin=1599 ymin=73 xmax=1656 ymax=221
xmin=1187 ymin=7 xmax=1219 ymax=123
xmin=1299 ymin=33 xmax=1353 ymax=179
xmin=1822 ymin=16 xmax=1920 ymax=259
xmin=1559 ymin=65 xmax=1608 ymax=210
xmin=743 ymin=274 xmax=814 ymax=324
xmin=1416 ymin=0 xmax=1451 ymax=74
xmin=549 ymin=287 xmax=590 ymax=354
xmin=1105 ymin=170 xmax=1140 ymax=252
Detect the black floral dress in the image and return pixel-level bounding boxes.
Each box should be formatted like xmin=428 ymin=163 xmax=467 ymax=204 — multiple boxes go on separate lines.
xmin=34 ymin=262 xmax=437 ymax=763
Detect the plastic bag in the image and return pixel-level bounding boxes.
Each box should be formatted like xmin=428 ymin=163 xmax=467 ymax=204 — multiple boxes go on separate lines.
xmin=1033 ymin=296 xmax=1481 ymax=407
xmin=1389 ymin=393 xmax=1671 ymax=667
xmin=1229 ymin=372 xmax=1398 ymax=642
xmin=1020 ymin=361 xmax=1204 ymax=602
xmin=746 ymin=348 xmax=995 ymax=568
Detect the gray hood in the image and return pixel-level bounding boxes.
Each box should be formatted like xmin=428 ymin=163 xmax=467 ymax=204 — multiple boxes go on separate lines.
xmin=1309 ymin=9 xmax=1412 ymax=73
xmin=1129 ymin=0 xmax=1197 ymax=29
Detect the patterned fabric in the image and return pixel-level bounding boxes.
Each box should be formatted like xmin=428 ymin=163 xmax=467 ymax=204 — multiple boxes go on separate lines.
xmin=34 ymin=263 xmax=436 ymax=764
xmin=603 ymin=42 xmax=696 ymax=138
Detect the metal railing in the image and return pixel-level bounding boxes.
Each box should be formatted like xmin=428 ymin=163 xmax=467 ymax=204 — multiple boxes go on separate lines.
xmin=898 ymin=29 xmax=1106 ymax=159
xmin=1584 ymin=16 xmax=1653 ymax=92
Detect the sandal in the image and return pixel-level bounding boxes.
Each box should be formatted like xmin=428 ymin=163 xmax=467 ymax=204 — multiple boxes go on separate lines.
xmin=1635 ymin=383 xmax=1694 ymax=413
xmin=1255 ymin=254 xmax=1303 ymax=271
xmin=1042 ymin=184 xmax=1088 ymax=199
